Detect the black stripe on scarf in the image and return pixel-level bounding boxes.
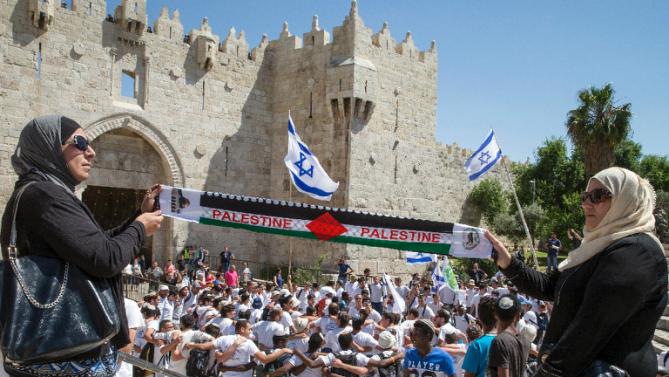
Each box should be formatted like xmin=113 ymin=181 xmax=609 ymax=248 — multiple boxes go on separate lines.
xmin=199 ymin=192 xmax=453 ymax=233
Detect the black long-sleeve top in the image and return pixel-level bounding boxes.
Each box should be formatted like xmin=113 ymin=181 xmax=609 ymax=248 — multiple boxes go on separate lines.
xmin=501 ymin=233 xmax=667 ymax=377
xmin=0 ymin=179 xmax=146 ymax=358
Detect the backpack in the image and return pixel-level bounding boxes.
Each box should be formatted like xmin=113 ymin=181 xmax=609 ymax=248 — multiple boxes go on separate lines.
xmin=331 ymin=351 xmax=358 ymax=377
xmin=262 ymin=350 xmax=292 ymax=377
xmin=377 ymin=351 xmax=400 ymax=377
xmin=186 ymin=335 xmax=211 ymax=377
xmin=133 ymin=343 xmax=154 ymax=377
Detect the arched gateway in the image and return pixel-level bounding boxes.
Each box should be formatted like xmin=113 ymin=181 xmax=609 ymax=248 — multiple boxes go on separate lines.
xmin=82 ymin=113 xmax=185 ymax=264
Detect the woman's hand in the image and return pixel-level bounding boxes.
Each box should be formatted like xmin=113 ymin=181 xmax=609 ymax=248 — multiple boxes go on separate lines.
xmin=137 ymin=210 xmax=164 ymax=236
xmin=484 ymin=230 xmax=512 ymax=269
xmin=141 ymin=184 xmax=162 ymax=213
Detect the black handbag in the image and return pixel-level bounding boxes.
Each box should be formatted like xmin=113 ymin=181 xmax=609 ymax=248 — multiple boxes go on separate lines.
xmin=0 ymin=182 xmax=120 ymax=365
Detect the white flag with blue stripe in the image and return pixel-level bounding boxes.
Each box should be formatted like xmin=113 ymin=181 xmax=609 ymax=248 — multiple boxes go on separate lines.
xmin=464 ymin=129 xmax=502 ymax=181
xmin=431 ymin=260 xmax=445 ymax=290
xmin=406 ymin=251 xmax=436 ymax=264
xmin=284 ymin=114 xmax=339 ymax=201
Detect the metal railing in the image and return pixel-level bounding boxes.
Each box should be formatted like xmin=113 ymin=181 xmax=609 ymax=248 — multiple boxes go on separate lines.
xmin=122 ymin=274 xmax=178 ymax=301
xmin=118 ymin=352 xmax=185 ymax=377
xmin=185 ymin=254 xmax=339 ymax=286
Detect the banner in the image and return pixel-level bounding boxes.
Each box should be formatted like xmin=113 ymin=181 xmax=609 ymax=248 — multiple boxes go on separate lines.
xmin=159 ymin=185 xmax=492 ymax=258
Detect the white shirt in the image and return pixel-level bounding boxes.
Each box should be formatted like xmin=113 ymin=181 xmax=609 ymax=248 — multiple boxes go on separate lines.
xmin=325 ymin=326 xmax=352 ymax=353
xmin=287 ymin=336 xmax=309 ymax=354
xmin=124 ymin=298 xmax=143 ymax=329
xmin=315 ymin=316 xmax=338 ymax=334
xmin=523 ymin=310 xmax=538 ymax=328
xmin=353 ymin=331 xmax=379 ymax=356
xmin=370 ymin=283 xmax=384 ymax=303
xmin=249 ymin=308 xmax=263 ymax=325
xmin=214 ymin=336 xmax=260 ymax=377
xmin=453 ymin=314 xmax=473 ymax=334
xmin=417 ymin=305 xmax=435 ymax=319
xmin=396 ymin=285 xmax=410 ymax=300
xmin=157 ymin=297 xmax=174 ymax=322
xmin=345 ymin=281 xmax=359 ymax=297
xmin=288 ymin=353 xmax=334 ymax=377
xmin=279 ymin=311 xmax=294 ymax=332
xmin=254 ymin=321 xmax=286 ymax=349
xmin=171 ymin=330 xmax=214 ymax=375
xmin=116 ymin=300 xmax=144 ymax=377
xmin=438 ymin=285 xmax=457 ymax=305
xmin=320 ymin=286 xmax=336 ymax=297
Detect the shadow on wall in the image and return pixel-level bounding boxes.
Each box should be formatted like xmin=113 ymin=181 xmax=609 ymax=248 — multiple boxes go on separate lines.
xmin=10 ymin=1 xmax=46 ymax=47
xmin=458 ymin=195 xmax=482 ymax=227
xmin=183 ymin=51 xmax=273 ymax=265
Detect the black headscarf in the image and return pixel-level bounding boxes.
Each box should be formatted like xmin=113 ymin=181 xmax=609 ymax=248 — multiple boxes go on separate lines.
xmin=11 ymin=115 xmax=82 ymax=191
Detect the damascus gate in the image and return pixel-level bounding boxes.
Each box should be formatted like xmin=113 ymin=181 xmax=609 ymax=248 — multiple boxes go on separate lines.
xmin=0 ymin=0 xmax=507 ymax=274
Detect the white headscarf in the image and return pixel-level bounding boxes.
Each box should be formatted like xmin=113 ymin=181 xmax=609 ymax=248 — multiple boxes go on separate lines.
xmin=558 ymin=167 xmax=663 ymax=271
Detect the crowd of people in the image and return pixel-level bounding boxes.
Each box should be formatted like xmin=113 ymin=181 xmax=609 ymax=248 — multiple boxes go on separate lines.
xmin=123 ymin=246 xmax=253 ymax=291
xmin=116 ymin=256 xmax=559 ymax=377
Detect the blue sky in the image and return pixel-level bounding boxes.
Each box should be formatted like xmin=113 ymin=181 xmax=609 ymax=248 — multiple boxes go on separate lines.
xmin=107 ymin=1 xmax=668 ymax=162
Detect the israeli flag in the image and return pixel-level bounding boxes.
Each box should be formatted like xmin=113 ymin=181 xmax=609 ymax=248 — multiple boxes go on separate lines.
xmin=284 ymin=114 xmax=339 ymax=201
xmin=464 ymin=129 xmax=502 ymax=181
xmin=382 ymin=273 xmax=406 ymax=314
xmin=406 ymin=251 xmax=436 ymax=264
xmin=431 ymin=260 xmax=445 ymax=291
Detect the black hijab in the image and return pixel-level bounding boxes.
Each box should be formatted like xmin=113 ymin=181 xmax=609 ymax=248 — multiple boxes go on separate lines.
xmin=11 ymin=115 xmax=82 ymax=191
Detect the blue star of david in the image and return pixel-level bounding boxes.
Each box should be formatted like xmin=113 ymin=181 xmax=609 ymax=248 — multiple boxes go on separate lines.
xmin=294 ymin=152 xmax=314 ymax=178
xmin=478 ymin=151 xmax=492 ymax=165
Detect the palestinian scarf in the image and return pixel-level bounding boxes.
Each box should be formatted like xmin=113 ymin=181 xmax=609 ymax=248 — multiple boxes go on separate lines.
xmin=558 ymin=167 xmax=662 ymax=271
xmin=11 ymin=115 xmax=81 ymax=192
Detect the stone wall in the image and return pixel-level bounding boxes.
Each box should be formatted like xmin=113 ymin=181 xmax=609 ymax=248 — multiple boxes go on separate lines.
xmin=0 ymin=0 xmax=508 ymax=274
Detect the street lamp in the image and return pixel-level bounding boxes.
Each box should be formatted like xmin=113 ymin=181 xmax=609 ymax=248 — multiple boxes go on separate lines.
xmin=529 ymin=180 xmax=536 ymax=204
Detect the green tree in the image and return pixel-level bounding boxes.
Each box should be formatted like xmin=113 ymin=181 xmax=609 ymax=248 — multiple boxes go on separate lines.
xmin=614 ymin=139 xmax=642 ymax=172
xmin=639 ymin=154 xmax=669 ymax=192
xmin=492 ymin=212 xmax=522 ymax=238
xmin=468 ymin=179 xmax=508 ymax=225
xmin=566 ymin=83 xmax=632 ymax=178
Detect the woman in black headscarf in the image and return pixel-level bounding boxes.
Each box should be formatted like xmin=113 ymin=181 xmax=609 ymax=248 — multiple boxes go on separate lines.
xmin=1 ymin=115 xmax=164 ymax=376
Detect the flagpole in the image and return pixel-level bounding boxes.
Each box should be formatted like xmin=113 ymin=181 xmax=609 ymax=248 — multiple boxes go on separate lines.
xmin=288 ymin=110 xmax=294 ymax=279
xmin=288 ymin=178 xmax=294 ymax=277
xmin=501 ymin=157 xmax=539 ymax=267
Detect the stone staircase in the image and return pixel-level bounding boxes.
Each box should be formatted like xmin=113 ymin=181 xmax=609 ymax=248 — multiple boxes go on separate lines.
xmin=653 ymin=246 xmax=669 ymax=354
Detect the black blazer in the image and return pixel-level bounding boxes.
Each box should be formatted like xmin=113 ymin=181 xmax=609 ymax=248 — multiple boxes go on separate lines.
xmin=502 ymin=233 xmax=667 ymax=377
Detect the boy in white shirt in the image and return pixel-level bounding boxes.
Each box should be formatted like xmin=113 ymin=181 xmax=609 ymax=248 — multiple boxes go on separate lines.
xmin=187 ymin=320 xmax=293 ymax=377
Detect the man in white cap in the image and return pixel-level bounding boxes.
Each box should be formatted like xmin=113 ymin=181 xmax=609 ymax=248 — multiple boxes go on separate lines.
xmin=371 ymin=331 xmax=404 ymax=377
xmin=288 ymin=317 xmax=310 ymax=353
xmin=157 ymin=284 xmax=174 ymax=322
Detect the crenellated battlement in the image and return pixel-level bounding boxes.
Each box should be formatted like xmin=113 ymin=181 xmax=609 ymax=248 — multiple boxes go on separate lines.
xmin=0 ymin=0 xmax=464 ymax=275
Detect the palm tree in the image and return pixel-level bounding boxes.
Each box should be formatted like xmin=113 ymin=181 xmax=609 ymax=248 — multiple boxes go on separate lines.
xmin=566 ymin=83 xmax=632 ymax=178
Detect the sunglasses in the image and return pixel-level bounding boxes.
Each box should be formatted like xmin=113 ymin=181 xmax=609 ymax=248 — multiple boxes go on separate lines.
xmin=580 ymin=188 xmax=612 ymax=204
xmin=64 ymin=135 xmax=90 ymax=151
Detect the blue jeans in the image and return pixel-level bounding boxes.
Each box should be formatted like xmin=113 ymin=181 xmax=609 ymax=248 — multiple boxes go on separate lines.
xmin=546 ymin=252 xmax=558 ymax=273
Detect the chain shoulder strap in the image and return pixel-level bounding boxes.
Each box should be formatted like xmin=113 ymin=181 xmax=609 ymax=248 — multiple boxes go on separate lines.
xmin=7 ymin=181 xmax=70 ymax=309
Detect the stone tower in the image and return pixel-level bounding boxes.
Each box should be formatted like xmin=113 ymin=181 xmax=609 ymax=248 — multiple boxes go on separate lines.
xmin=0 ymin=0 xmax=505 ymax=274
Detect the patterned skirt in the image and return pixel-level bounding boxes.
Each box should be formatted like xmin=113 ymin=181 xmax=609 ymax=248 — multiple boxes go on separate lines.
xmin=4 ymin=346 xmax=118 ymax=377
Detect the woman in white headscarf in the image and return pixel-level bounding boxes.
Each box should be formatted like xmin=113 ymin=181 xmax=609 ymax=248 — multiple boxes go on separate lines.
xmin=486 ymin=167 xmax=666 ymax=377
